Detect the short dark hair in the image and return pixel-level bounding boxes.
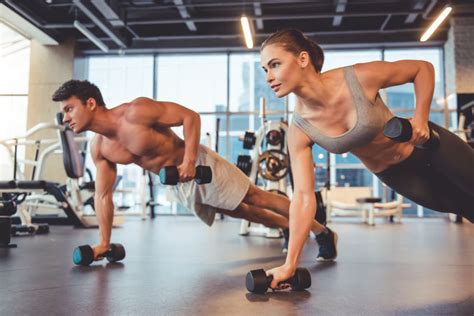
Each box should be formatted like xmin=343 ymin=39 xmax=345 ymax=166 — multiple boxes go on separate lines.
xmin=261 ymin=28 xmax=324 ymax=73
xmin=52 ymin=80 xmax=105 ymax=106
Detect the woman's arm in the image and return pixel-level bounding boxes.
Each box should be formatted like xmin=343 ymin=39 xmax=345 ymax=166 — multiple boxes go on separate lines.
xmin=267 ymin=123 xmax=316 ymax=289
xmin=357 ymin=60 xmax=435 ymax=144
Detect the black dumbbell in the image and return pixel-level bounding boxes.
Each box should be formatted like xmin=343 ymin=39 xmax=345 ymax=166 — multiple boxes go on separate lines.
xmin=236 ymin=155 xmax=252 ymax=176
xmin=73 ymin=243 xmax=126 ymax=266
xmin=243 ymin=131 xmax=256 ymax=150
xmin=246 ymin=267 xmax=312 ymax=293
xmin=159 ymin=165 xmax=212 ymax=185
xmin=383 ymin=116 xmax=440 ymax=150
xmin=36 ymin=224 xmax=49 ymax=234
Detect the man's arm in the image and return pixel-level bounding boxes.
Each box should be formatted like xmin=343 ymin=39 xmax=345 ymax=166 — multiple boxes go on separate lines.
xmin=127 ymin=97 xmax=201 ymax=179
xmin=91 ymin=135 xmax=117 ymax=250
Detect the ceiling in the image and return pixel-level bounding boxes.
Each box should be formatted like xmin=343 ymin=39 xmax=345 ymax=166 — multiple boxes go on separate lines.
xmin=2 ymin=0 xmax=474 ymax=54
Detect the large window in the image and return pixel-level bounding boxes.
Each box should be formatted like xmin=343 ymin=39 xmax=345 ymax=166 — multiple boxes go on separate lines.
xmin=85 ymin=47 xmax=447 ymax=217
xmin=0 ymin=22 xmax=30 ymax=180
xmin=384 ymin=48 xmax=445 ymax=126
xmin=87 ymin=56 xmax=154 ymax=211
xmin=88 ymin=55 xmax=154 ymax=106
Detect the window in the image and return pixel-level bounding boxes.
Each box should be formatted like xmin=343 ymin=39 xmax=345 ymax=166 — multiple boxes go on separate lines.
xmin=383 ymin=48 xmax=446 ymax=216
xmin=229 ymin=53 xmax=288 ymax=113
xmin=88 ymin=55 xmax=154 ymax=107
xmin=0 ymin=22 xmax=30 ymax=180
xmin=156 ymin=54 xmax=227 ymax=113
xmin=87 ymin=55 xmax=154 ymax=212
xmin=85 ymin=47 xmax=446 ymax=217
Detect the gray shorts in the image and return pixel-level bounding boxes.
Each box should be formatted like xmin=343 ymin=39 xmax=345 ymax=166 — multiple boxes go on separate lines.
xmin=166 ymin=145 xmax=251 ymax=226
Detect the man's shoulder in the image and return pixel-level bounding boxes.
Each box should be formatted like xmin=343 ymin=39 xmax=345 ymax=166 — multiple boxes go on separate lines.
xmin=129 ymin=97 xmax=158 ymax=107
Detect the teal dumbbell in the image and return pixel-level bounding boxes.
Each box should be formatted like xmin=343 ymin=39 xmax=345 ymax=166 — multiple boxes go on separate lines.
xmin=73 ymin=243 xmax=125 ymax=266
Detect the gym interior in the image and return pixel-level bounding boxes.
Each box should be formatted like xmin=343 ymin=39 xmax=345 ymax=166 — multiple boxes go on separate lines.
xmin=0 ymin=1 xmax=473 ymax=315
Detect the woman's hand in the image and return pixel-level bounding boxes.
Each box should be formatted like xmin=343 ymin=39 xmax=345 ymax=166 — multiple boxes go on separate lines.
xmin=266 ymin=264 xmax=297 ymax=290
xmin=409 ymin=117 xmax=430 ymax=146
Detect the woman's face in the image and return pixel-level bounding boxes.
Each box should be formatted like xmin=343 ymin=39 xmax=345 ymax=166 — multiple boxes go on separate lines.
xmin=260 ymin=44 xmax=305 ymax=98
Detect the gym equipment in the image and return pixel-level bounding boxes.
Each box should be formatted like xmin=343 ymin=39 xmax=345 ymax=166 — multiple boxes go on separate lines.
xmin=236 ymin=155 xmax=252 ymax=176
xmin=0 ymin=195 xmax=18 ymax=248
xmin=243 ymin=131 xmax=256 ymax=150
xmin=384 ymin=116 xmax=440 ymax=150
xmin=246 ymin=268 xmax=311 ymax=293
xmin=159 ymin=165 xmax=212 ymax=185
xmin=73 ymin=243 xmax=126 ymax=266
xmin=0 ymin=113 xmax=124 ymax=228
xmin=239 ymin=97 xmax=291 ymax=239
xmin=266 ymin=129 xmax=283 ymax=146
xmin=257 ymin=149 xmax=289 ymax=181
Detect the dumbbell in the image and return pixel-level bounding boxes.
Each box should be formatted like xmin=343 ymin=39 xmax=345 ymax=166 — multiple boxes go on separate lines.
xmin=73 ymin=243 xmax=126 ymax=266
xmin=246 ymin=267 xmax=311 ymax=293
xmin=383 ymin=117 xmax=440 ymax=150
xmin=159 ymin=165 xmax=212 ymax=185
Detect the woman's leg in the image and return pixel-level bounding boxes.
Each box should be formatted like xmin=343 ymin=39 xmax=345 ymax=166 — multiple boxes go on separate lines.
xmin=429 ymin=122 xmax=474 ymax=198
xmin=376 ymin=148 xmax=473 ymax=222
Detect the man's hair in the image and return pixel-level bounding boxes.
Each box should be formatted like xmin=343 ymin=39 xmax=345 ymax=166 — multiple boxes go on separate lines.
xmin=52 ymin=80 xmax=105 ymax=106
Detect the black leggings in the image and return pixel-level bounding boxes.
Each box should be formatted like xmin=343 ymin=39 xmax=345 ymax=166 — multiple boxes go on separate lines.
xmin=376 ymin=122 xmax=474 ymax=223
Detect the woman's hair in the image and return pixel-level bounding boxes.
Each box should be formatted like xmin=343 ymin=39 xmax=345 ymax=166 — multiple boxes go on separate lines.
xmin=261 ymin=28 xmax=324 ymax=73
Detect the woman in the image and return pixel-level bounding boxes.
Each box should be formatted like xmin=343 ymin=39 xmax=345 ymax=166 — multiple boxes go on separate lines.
xmin=260 ymin=29 xmax=474 ymax=290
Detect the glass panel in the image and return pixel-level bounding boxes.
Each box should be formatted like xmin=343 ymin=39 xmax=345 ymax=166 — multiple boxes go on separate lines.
xmin=384 ymin=48 xmax=445 ymax=124
xmin=0 ymin=22 xmax=30 ymax=94
xmin=335 ymin=168 xmax=372 ymax=187
xmin=0 ymin=96 xmax=28 ymax=180
xmin=0 ymin=23 xmax=30 ymax=180
xmin=312 ymin=146 xmax=329 ymax=189
xmin=156 ymin=54 xmax=227 ymax=112
xmin=323 ymin=50 xmax=382 ymax=71
xmin=200 ymin=113 xmax=227 ymax=157
xmin=88 ymin=55 xmax=154 ymax=107
xmin=87 ymin=56 xmax=154 ymax=213
xmin=229 ymin=53 xmax=287 ymax=113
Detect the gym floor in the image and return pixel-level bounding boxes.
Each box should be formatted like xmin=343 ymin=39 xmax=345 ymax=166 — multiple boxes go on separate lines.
xmin=1 ymin=216 xmax=473 ymax=315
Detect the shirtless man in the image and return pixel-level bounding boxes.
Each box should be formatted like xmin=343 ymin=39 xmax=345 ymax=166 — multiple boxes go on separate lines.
xmin=52 ymin=80 xmax=334 ymax=261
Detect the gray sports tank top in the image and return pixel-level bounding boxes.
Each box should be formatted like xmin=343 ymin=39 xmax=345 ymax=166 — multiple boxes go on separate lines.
xmin=292 ymin=66 xmax=392 ymax=154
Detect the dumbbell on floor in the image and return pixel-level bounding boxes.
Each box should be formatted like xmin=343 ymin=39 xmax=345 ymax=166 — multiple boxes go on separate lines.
xmin=246 ymin=267 xmax=311 ymax=293
xmin=159 ymin=165 xmax=212 ymax=185
xmin=384 ymin=117 xmax=440 ymax=150
xmin=73 ymin=243 xmax=126 ymax=266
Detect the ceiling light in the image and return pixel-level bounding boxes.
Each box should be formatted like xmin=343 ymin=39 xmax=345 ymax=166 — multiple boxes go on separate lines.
xmin=420 ymin=6 xmax=452 ymax=42
xmin=240 ymin=15 xmax=253 ymax=49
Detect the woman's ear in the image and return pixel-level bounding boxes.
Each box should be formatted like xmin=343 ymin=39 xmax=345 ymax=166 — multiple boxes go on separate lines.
xmin=298 ymin=51 xmax=310 ymax=68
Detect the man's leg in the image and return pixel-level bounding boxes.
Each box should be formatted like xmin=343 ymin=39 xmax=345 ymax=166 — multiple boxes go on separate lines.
xmin=216 ymin=202 xmax=289 ymax=229
xmin=242 ymin=184 xmax=327 ymax=234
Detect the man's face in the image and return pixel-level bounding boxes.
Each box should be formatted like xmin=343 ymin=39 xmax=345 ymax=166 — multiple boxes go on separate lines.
xmin=61 ymin=96 xmax=93 ymax=133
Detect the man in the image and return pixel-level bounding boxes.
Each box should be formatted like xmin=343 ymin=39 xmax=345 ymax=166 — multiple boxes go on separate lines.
xmin=52 ymin=80 xmax=336 ymax=261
